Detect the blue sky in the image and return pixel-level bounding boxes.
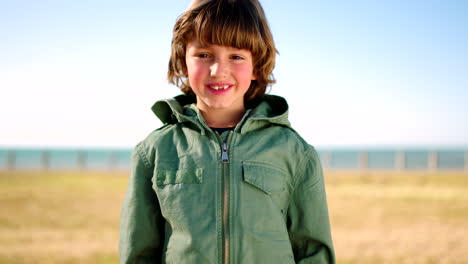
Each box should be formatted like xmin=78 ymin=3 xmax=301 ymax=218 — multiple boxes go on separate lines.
xmin=1 ymin=0 xmax=467 ymax=148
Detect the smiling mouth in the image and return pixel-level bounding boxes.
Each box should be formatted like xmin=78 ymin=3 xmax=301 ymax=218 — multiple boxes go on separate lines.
xmin=208 ymin=85 xmax=230 ymax=90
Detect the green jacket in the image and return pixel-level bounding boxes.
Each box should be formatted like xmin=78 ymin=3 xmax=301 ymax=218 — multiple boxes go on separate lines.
xmin=119 ymin=94 xmax=335 ymax=264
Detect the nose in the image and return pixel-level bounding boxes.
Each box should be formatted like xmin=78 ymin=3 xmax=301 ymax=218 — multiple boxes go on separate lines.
xmin=210 ymin=59 xmax=227 ymax=78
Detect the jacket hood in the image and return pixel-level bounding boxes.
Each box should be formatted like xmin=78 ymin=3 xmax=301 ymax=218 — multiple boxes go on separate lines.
xmin=151 ymin=94 xmax=291 ymax=133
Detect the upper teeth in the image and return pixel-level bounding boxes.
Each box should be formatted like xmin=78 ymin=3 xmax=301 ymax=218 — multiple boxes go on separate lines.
xmin=210 ymin=85 xmax=229 ymax=90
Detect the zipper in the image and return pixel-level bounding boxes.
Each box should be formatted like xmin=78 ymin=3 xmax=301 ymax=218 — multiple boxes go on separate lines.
xmin=222 ymin=142 xmax=229 ymax=163
xmin=216 ymin=131 xmax=233 ymax=264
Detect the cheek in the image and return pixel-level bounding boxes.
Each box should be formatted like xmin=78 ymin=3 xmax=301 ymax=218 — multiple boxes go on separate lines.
xmin=235 ymin=65 xmax=255 ymax=84
xmin=187 ymin=63 xmax=205 ymax=86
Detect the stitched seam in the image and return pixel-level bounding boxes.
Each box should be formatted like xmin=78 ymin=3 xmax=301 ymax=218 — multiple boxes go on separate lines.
xmin=242 ymin=160 xmax=288 ymax=175
xmin=291 ymin=147 xmax=314 ymax=190
xmin=136 ymin=142 xmax=152 ymax=169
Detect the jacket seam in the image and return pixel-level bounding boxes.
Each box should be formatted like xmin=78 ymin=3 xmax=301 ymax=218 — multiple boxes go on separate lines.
xmin=291 ymin=147 xmax=319 ymax=190
xmin=136 ymin=142 xmax=152 ymax=169
xmin=242 ymin=160 xmax=288 ymax=175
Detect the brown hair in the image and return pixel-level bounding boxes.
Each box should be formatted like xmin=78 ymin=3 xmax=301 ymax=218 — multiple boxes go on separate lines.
xmin=167 ymin=0 xmax=277 ymax=102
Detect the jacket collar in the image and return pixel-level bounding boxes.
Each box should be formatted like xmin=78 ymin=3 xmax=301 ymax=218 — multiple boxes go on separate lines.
xmin=151 ymin=94 xmax=291 ymax=134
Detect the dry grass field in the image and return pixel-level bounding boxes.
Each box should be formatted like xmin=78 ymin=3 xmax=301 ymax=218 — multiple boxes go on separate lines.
xmin=0 ymin=170 xmax=467 ymax=264
xmin=326 ymin=171 xmax=468 ymax=264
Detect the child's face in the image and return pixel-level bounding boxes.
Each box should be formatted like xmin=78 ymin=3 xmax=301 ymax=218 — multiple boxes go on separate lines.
xmin=185 ymin=39 xmax=256 ymax=114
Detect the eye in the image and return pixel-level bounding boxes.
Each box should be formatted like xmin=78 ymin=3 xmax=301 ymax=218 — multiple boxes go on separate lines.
xmin=196 ymin=53 xmax=211 ymax=59
xmin=231 ymin=55 xmax=244 ymax=60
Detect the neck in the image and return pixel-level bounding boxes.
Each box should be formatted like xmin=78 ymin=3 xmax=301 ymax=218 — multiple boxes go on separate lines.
xmin=198 ymin=106 xmax=246 ymax=128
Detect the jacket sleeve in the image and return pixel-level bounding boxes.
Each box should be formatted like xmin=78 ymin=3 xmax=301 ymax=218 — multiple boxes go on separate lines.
xmin=287 ymin=147 xmax=335 ymax=264
xmin=119 ymin=143 xmax=165 ymax=264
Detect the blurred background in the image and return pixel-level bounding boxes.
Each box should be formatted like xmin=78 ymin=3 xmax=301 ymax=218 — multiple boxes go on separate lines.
xmin=1 ymin=0 xmax=467 ymax=263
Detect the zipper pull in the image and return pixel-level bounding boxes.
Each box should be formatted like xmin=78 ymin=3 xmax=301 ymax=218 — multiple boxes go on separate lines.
xmin=221 ymin=142 xmax=229 ymax=163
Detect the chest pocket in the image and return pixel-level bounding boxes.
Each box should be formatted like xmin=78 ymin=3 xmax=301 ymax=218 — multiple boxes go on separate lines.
xmin=152 ymin=168 xmax=204 ymax=226
xmin=241 ymin=161 xmax=291 ymax=238
xmin=243 ymin=162 xmax=287 ymax=194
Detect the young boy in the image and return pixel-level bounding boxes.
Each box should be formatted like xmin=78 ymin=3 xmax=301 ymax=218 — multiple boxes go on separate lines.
xmin=119 ymin=0 xmax=335 ymax=263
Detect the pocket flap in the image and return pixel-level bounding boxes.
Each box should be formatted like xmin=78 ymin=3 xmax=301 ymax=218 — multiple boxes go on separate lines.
xmin=242 ymin=162 xmax=286 ymax=194
xmin=156 ymin=168 xmax=203 ymax=186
